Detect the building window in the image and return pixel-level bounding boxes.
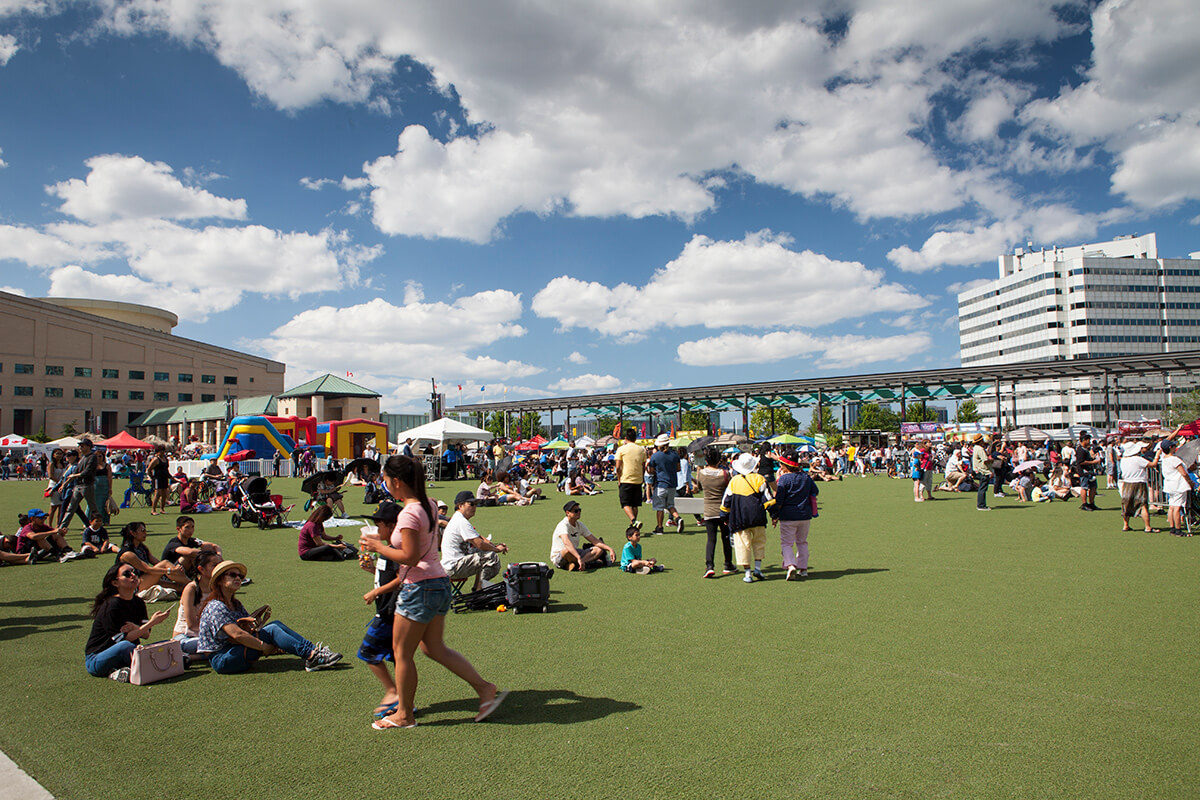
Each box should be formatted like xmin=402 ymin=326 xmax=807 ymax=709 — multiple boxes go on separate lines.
xmin=224 ymin=376 xmax=238 ymax=385
xmin=153 ymin=392 xmax=169 ymax=402
xmin=45 ymin=387 xmax=63 ymax=397
xmin=75 ymin=367 xmax=92 ymax=377
xmin=129 ymin=391 xmax=144 ymax=401
xmin=46 ymin=365 xmax=64 ymax=376
xmin=102 ymin=389 xmax=119 ymax=400
xmin=201 ymin=374 xmax=216 ymax=384
xmin=74 ymin=388 xmax=92 ymax=399
xmin=102 ymin=368 xmax=119 ymax=379
xmin=178 ymin=393 xmax=193 ymax=402
xmin=201 ymin=394 xmax=215 ymax=402
xmin=15 ymin=363 xmax=33 ymax=374
xmin=154 ymin=371 xmax=169 ymax=381
xmin=14 ymin=386 xmax=33 ymax=396
xmin=178 ymin=373 xmax=193 ymax=383
xmin=129 ymin=370 xmax=145 ymax=380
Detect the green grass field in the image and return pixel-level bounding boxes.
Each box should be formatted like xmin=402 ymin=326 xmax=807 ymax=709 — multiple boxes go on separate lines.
xmin=1 ymin=474 xmax=1197 ymax=799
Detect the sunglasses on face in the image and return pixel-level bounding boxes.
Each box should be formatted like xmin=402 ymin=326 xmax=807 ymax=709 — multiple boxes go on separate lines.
xmin=224 ymin=572 xmax=245 ymax=581
xmin=119 ymin=570 xmax=140 ymax=578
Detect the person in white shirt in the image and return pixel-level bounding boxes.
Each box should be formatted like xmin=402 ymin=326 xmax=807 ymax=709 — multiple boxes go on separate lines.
xmin=550 ymin=500 xmax=614 ymax=571
xmin=1119 ymin=441 xmax=1159 ymax=533
xmin=1158 ymin=439 xmax=1195 ymax=537
xmin=440 ymin=491 xmax=509 ymax=592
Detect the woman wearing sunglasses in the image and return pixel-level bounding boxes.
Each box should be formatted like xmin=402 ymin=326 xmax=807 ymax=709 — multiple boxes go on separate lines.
xmin=84 ymin=564 xmax=171 ymax=681
xmin=196 ymin=560 xmax=342 ymax=674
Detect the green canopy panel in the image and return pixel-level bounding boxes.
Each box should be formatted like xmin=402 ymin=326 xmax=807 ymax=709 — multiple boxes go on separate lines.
xmin=904 ymin=387 xmax=931 ymax=398
xmin=865 ymin=389 xmax=898 ymax=401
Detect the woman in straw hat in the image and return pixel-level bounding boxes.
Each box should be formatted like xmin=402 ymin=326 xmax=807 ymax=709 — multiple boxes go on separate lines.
xmin=197 ymin=559 xmax=342 ymax=674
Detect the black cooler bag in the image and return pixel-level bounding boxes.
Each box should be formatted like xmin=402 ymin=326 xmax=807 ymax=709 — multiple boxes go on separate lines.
xmin=503 ymin=561 xmax=553 ymax=614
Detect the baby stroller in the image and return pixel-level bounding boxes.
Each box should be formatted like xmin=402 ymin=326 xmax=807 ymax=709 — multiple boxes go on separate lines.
xmin=231 ymin=477 xmax=293 ymax=529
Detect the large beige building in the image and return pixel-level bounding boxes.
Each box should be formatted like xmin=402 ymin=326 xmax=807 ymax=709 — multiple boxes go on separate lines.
xmin=0 ymin=292 xmax=285 ymax=438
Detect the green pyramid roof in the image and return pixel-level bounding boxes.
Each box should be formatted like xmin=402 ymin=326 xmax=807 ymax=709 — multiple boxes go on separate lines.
xmin=279 ymin=374 xmax=381 ymax=398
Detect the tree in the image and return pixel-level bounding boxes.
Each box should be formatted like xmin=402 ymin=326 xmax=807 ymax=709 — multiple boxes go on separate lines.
xmin=955 ymin=399 xmax=981 ymax=423
xmin=30 ymin=426 xmax=50 ymax=443
xmin=904 ymin=402 xmax=939 ymax=423
xmin=805 ymin=405 xmax=843 ymax=449
xmin=594 ymin=415 xmax=619 ymax=438
xmin=854 ymin=403 xmax=900 ymax=432
xmin=681 ymin=410 xmax=713 ymax=434
xmin=511 ymin=412 xmax=546 ymax=440
xmin=749 ymin=406 xmax=799 ymax=437
xmin=1167 ymin=388 xmax=1200 ymax=426
xmin=60 ymin=420 xmax=80 ymax=437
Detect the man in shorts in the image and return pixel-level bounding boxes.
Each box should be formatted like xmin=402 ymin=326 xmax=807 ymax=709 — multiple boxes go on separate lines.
xmin=614 ymin=427 xmax=647 ymax=530
xmin=647 ymin=433 xmax=683 ymax=534
xmin=1072 ymin=431 xmax=1101 ymax=511
xmin=550 ymin=500 xmax=615 ymax=571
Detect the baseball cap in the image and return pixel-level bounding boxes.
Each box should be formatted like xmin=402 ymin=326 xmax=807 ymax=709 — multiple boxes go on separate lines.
xmin=562 ymin=500 xmax=581 ymax=513
xmin=367 ymin=501 xmax=402 ymax=524
xmin=454 ymin=490 xmax=478 ymax=507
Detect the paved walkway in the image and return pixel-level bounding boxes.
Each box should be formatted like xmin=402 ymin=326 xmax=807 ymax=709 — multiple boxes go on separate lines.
xmin=0 ymin=750 xmax=54 ymax=799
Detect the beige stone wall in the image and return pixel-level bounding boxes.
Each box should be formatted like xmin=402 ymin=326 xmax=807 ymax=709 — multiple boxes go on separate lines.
xmin=0 ymin=292 xmax=284 ymax=437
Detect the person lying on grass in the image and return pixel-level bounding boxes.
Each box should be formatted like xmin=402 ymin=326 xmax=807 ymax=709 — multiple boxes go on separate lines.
xmin=84 ymin=563 xmax=171 ymax=682
xmin=196 ymin=559 xmax=341 ymax=674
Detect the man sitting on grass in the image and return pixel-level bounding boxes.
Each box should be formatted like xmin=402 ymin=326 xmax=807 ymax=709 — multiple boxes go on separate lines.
xmin=550 ymin=500 xmax=615 ymax=571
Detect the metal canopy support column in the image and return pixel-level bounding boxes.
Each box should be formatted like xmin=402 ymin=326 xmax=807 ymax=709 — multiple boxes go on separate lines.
xmin=899 ymin=384 xmax=907 ymax=421
xmin=816 ymin=390 xmax=823 ymax=432
xmin=770 ymin=395 xmax=777 ymax=436
xmin=1113 ymin=375 xmax=1121 ymax=423
xmin=1103 ymin=370 xmax=1111 ymax=429
xmin=742 ymin=394 xmax=749 ymax=435
xmin=995 ymin=378 xmax=1002 ymax=430
xmin=618 ymin=403 xmax=624 ymax=435
xmin=548 ymin=408 xmax=553 ymax=437
xmin=566 ymin=407 xmax=571 ymax=440
xmin=1011 ymin=380 xmax=1018 ymax=427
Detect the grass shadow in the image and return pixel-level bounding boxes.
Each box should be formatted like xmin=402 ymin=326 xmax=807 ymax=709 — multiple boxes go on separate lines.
xmin=417 ymin=688 xmax=642 ymax=726
xmin=0 ymin=623 xmax=85 ymax=641
xmin=0 ymin=596 xmax=90 ymax=608
xmin=804 ymin=567 xmax=890 ymax=581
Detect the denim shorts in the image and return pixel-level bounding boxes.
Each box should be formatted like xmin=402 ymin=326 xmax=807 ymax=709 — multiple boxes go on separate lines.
xmin=395 ymin=577 xmax=452 ymax=624
xmin=651 ymin=486 xmax=676 ymax=511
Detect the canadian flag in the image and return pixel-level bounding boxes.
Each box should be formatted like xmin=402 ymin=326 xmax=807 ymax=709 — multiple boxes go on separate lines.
xmin=346 ymin=371 xmax=354 ymax=378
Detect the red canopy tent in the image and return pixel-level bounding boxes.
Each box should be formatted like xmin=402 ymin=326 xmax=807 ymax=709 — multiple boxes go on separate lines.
xmin=1177 ymin=420 xmax=1200 ymax=438
xmin=97 ymin=431 xmax=153 ymax=450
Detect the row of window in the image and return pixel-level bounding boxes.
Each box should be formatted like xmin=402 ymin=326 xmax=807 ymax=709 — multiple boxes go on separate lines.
xmin=1067 ymin=266 xmax=1165 ymax=278
xmin=958 ymin=270 xmax=1058 ymax=309
xmin=959 ymin=306 xmax=1062 ymax=336
xmin=5 ymin=387 xmax=217 ymax=403
xmin=961 ymin=321 xmax=1064 ymax=348
xmin=959 ymin=288 xmax=1062 ymax=323
xmin=0 ymin=364 xmax=236 ymax=384
xmin=1068 ymin=300 xmax=1200 ymax=311
xmin=961 ymin=338 xmax=1066 ymax=364
xmin=1071 ymin=335 xmax=1200 ymax=345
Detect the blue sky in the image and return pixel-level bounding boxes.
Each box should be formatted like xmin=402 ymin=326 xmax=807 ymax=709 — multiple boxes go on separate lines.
xmin=1 ymin=0 xmax=1197 ymax=413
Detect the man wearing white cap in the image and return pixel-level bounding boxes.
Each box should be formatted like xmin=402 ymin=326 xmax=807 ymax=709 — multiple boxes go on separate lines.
xmin=647 ymin=433 xmax=683 ymax=534
xmin=1119 ymin=440 xmax=1159 ymax=533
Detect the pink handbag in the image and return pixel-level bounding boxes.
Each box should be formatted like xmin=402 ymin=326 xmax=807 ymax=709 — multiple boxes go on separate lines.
xmin=129 ymin=639 xmax=185 ymax=685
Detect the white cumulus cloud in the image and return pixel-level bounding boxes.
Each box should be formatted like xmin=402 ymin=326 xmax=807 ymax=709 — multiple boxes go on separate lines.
xmin=533 ymin=230 xmax=927 ymax=338
xmin=677 ymin=330 xmax=933 ymax=370
xmin=566 ymin=351 xmax=588 ymax=365
xmin=548 ymin=373 xmax=621 ymax=393
xmin=48 ymin=154 xmax=246 ymax=223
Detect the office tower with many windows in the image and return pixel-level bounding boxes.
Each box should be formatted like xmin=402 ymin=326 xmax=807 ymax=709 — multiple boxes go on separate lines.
xmin=957 ymin=234 xmax=1200 ymax=431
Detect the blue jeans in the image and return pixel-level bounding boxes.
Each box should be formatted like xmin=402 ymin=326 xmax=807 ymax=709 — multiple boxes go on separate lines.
xmin=85 ymin=640 xmax=136 ymax=677
xmin=976 ymin=479 xmax=990 ymax=509
xmin=208 ymin=621 xmax=314 ymax=674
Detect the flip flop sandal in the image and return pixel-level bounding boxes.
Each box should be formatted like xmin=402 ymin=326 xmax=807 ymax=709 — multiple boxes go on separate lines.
xmin=475 ymin=689 xmax=510 ymax=722
xmin=373 ymin=702 xmax=400 ymax=719
xmin=372 ymin=716 xmax=417 ymax=730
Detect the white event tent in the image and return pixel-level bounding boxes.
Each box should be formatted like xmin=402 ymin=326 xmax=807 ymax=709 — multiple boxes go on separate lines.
xmin=394 ymin=418 xmax=493 ymax=448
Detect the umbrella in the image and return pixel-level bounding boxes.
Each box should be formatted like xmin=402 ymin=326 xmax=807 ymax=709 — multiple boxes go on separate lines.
xmin=1014 ymin=459 xmax=1043 ymax=473
xmin=1177 ymin=420 xmax=1200 ymax=438
xmin=769 ymin=433 xmax=812 ymax=445
xmin=344 ymin=457 xmax=381 ymax=476
xmin=722 ymin=446 xmax=741 ymax=454
xmin=668 ymin=435 xmax=694 ymax=447
xmin=795 ymin=443 xmax=818 ymax=454
xmin=301 ymin=469 xmax=343 ymax=495
xmin=1176 ymin=438 xmax=1200 ymax=467
xmin=686 ymin=435 xmax=716 ymax=454
xmin=542 ymin=440 xmax=570 ymax=450
xmin=1005 ymin=426 xmax=1053 ymax=443
xmin=513 ymin=440 xmax=541 ymax=452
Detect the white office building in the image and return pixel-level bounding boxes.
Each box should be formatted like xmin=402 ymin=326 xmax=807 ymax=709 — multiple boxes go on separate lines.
xmin=957 ymin=233 xmax=1200 ymax=431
